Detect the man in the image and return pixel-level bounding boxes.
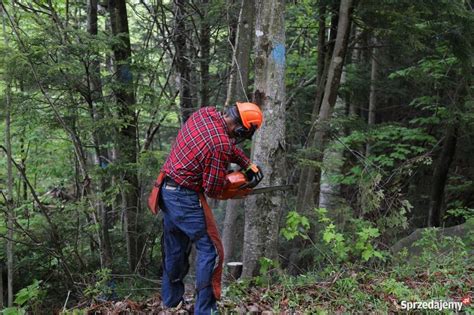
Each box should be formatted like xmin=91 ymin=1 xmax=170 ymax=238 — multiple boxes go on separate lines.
xmin=158 ymin=102 xmax=264 ymax=314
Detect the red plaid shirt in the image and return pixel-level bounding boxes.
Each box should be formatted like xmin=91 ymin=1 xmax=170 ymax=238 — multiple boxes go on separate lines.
xmin=162 ymin=107 xmax=251 ymax=198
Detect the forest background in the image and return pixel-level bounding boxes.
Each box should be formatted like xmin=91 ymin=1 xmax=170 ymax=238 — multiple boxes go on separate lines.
xmin=0 ymin=0 xmax=473 ymax=313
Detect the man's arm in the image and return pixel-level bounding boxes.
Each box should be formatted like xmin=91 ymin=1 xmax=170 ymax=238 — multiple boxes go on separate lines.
xmin=202 ymin=149 xmax=230 ymax=198
xmin=230 ymin=146 xmax=251 ymax=169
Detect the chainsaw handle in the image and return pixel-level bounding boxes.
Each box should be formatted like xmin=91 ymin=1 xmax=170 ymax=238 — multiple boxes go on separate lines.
xmin=240 ymin=165 xmax=264 ymax=189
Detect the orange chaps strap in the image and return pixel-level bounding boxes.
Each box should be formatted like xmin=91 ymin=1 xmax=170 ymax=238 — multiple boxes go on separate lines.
xmin=198 ymin=194 xmax=224 ymax=300
xmin=148 ymin=171 xmax=166 ymax=215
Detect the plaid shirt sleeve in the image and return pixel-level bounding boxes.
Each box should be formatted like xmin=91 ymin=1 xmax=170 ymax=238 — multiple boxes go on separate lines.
xmin=231 ymin=146 xmax=251 ymax=169
xmin=202 ymin=149 xmax=231 ymax=198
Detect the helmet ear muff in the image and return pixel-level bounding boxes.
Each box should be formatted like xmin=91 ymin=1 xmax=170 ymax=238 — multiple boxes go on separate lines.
xmin=234 ymin=124 xmax=257 ymax=139
xmin=227 ymin=105 xmax=258 ymax=139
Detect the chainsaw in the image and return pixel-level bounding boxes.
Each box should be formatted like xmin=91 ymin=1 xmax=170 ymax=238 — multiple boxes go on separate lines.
xmin=216 ymin=171 xmax=292 ymax=200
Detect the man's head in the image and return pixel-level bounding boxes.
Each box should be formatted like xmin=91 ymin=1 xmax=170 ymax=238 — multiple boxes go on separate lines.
xmin=224 ymin=102 xmax=263 ymax=140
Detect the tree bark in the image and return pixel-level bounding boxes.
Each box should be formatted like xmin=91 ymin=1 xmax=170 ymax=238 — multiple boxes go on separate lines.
xmin=108 ymin=0 xmax=141 ymax=272
xmin=319 ymin=70 xmax=346 ymax=213
xmin=242 ymin=0 xmax=286 ymax=278
xmin=225 ymin=0 xmax=255 ymax=106
xmin=173 ymin=0 xmax=194 ymax=123
xmin=199 ymin=0 xmax=210 ymax=107
xmin=428 ymin=126 xmax=458 ymax=227
xmin=222 ymin=199 xmax=242 ymax=264
xmin=366 ymin=38 xmax=378 ymax=155
xmin=316 ymin=3 xmax=327 ymax=88
xmin=349 ymin=25 xmax=360 ymax=117
xmin=222 ymin=0 xmax=255 ymax=266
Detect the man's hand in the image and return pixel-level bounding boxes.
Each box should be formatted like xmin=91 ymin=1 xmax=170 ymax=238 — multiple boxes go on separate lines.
xmin=241 ymin=163 xmax=264 ymax=189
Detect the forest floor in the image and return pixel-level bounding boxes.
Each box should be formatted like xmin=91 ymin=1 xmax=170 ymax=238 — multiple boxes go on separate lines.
xmin=70 ymin=264 xmax=473 ymax=314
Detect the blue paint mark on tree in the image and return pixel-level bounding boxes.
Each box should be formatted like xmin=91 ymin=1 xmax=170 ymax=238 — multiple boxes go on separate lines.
xmin=272 ymin=43 xmax=285 ymax=66
xmin=120 ymin=66 xmax=133 ymax=83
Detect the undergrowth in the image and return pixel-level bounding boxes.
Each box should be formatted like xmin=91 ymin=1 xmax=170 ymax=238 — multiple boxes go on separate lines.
xmin=221 ymin=224 xmax=474 ymax=314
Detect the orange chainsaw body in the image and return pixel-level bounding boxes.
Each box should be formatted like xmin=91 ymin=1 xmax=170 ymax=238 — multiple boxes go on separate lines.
xmin=216 ymin=171 xmax=252 ymax=200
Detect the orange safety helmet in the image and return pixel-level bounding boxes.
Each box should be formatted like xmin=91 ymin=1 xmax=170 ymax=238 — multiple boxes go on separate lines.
xmin=236 ymin=102 xmax=263 ymax=129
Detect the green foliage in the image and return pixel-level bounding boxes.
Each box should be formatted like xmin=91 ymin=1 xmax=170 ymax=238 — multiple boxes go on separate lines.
xmin=379 ymin=278 xmax=412 ymax=300
xmin=2 ymin=280 xmax=44 ymax=315
xmin=254 ymin=257 xmax=280 ymax=286
xmin=14 ymin=280 xmax=43 ymax=307
xmin=258 ymin=257 xmax=279 ymax=275
xmin=225 ymin=245 xmax=473 ymax=313
xmin=84 ymin=269 xmax=112 ymax=300
xmin=280 ymin=211 xmax=310 ymax=240
xmin=412 ymin=228 xmax=468 ymax=273
xmin=446 ymin=205 xmax=474 ymax=221
xmin=342 ymin=125 xmax=435 ymax=170
xmin=320 ymin=222 xmax=348 ymax=262
xmin=355 ymin=226 xmax=384 ymax=261
xmin=317 ymin=208 xmax=386 ymax=263
xmin=1 ymin=308 xmax=25 ymax=315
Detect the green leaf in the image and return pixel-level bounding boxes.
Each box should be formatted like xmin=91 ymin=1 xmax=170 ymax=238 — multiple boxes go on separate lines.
xmin=2 ymin=307 xmax=26 ymax=315
xmin=362 ymin=249 xmax=373 ymax=261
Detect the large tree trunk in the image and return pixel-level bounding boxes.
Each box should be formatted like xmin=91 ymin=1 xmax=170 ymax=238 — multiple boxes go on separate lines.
xmin=296 ymin=0 xmax=353 ymax=229
xmin=428 ymin=126 xmax=458 ymax=227
xmin=2 ymin=7 xmax=14 ymax=306
xmin=173 ymin=0 xmax=193 ymax=123
xmin=108 ymin=0 xmax=141 ymax=272
xmin=87 ymin=0 xmax=112 ymax=269
xmin=222 ymin=0 xmax=255 ymax=266
xmin=242 ymin=0 xmax=286 ymax=278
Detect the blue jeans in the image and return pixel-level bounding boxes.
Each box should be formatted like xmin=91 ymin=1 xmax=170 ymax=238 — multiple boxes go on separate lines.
xmin=160 ymin=179 xmax=218 ymax=315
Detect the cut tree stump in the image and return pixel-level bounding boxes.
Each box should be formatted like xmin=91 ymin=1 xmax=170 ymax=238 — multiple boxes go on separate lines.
xmin=226 ymin=262 xmax=243 ymax=280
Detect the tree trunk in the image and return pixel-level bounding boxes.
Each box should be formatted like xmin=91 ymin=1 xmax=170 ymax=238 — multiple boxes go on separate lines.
xmin=108 ymin=0 xmax=141 ymax=272
xmin=349 ymin=25 xmax=360 ymax=117
xmin=173 ymin=0 xmax=193 ymax=123
xmin=225 ymin=0 xmax=255 ymax=106
xmin=316 ymin=3 xmax=327 ymax=88
xmin=428 ymin=126 xmax=458 ymax=227
xmin=199 ymin=0 xmax=210 ymax=107
xmin=242 ymin=0 xmax=286 ymax=278
xmin=295 ymin=2 xmax=336 ymax=215
xmin=318 ymin=70 xmax=346 ymax=214
xmin=2 ymin=7 xmax=14 ymax=306
xmin=222 ymin=199 xmax=242 ymax=264
xmin=88 ymin=0 xmax=113 ymax=269
xmin=296 ymin=0 xmax=353 ymax=228
xmin=366 ymin=39 xmax=378 ymax=155
xmin=222 ymin=0 xmax=255 ymax=266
